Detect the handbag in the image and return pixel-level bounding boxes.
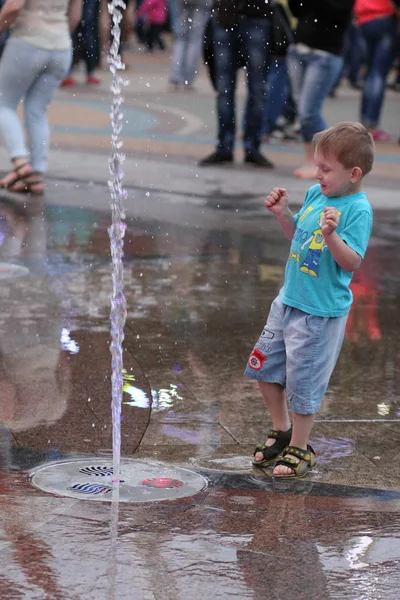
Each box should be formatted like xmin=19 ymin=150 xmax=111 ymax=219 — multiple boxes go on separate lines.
xmin=270 ymin=2 xmax=294 ymax=57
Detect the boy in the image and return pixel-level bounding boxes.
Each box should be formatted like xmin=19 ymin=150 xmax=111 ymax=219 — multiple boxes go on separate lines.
xmin=245 ymin=121 xmax=374 ymax=479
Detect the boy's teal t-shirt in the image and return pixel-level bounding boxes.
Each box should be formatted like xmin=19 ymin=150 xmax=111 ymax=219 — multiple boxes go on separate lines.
xmin=281 ymin=184 xmax=373 ymax=317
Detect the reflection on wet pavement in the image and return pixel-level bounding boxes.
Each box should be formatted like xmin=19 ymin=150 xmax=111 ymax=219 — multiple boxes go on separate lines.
xmin=0 ymin=195 xmax=399 ymax=598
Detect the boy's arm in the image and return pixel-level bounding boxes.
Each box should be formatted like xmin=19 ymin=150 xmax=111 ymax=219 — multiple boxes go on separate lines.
xmin=276 ymin=209 xmax=296 ymax=241
xmin=264 ymin=188 xmax=296 ymax=241
xmin=322 ymin=207 xmax=362 ymax=272
xmin=324 ymin=232 xmax=362 ymax=272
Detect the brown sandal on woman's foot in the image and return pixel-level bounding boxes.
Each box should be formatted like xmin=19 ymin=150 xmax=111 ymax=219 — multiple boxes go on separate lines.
xmin=252 ymin=427 xmax=292 ymax=467
xmin=8 ymin=171 xmax=45 ymax=195
xmin=272 ymin=444 xmax=317 ymax=480
xmin=0 ymin=161 xmax=32 ymax=189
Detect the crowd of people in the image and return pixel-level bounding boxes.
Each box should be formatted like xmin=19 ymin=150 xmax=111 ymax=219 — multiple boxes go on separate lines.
xmin=0 ymin=0 xmax=398 ymax=195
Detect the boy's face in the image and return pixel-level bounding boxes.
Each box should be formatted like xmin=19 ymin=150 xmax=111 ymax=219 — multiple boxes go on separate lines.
xmin=314 ymin=150 xmax=359 ymax=198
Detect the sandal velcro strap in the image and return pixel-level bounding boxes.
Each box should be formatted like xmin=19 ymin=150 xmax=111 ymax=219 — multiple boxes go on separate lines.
xmin=283 ymin=445 xmax=315 ymax=461
xmin=284 ymin=446 xmax=311 ymax=462
xmin=267 ymin=429 xmax=280 ymax=439
xmin=254 ymin=443 xmax=268 ymax=453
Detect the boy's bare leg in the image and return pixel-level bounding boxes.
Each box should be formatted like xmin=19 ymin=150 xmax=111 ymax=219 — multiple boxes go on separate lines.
xmin=293 ymin=143 xmax=317 ymax=179
xmin=253 ymin=381 xmax=291 ymax=463
xmin=273 ymin=412 xmax=316 ymax=476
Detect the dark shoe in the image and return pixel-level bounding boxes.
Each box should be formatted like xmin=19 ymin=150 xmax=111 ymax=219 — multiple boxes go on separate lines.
xmin=199 ymin=151 xmax=233 ymax=166
xmin=245 ymin=151 xmax=274 ymax=168
xmin=252 ymin=428 xmax=292 ymax=467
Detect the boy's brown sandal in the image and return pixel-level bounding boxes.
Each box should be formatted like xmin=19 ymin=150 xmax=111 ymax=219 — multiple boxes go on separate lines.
xmin=272 ymin=444 xmax=317 ymax=480
xmin=252 ymin=428 xmax=292 ymax=467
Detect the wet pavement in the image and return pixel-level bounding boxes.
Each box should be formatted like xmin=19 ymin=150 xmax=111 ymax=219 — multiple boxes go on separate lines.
xmin=0 ymin=48 xmax=400 ymax=599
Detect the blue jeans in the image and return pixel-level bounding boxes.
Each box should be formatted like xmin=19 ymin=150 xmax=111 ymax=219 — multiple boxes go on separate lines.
xmin=0 ymin=37 xmax=71 ymax=172
xmin=343 ymin=22 xmax=364 ymax=85
xmin=73 ymin=0 xmax=100 ymax=75
xmin=212 ymin=17 xmax=271 ymax=153
xmin=287 ymin=47 xmax=343 ymax=143
xmin=168 ymin=0 xmax=178 ymax=36
xmin=359 ymin=15 xmax=397 ymax=128
xmin=263 ymin=57 xmax=290 ymax=134
xmin=169 ymin=2 xmax=210 ymax=86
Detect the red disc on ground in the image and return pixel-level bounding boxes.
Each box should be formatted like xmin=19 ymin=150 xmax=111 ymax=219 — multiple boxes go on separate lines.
xmin=140 ymin=478 xmax=184 ymax=488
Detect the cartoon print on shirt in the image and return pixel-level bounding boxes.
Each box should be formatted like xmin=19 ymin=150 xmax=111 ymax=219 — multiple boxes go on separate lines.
xmin=299 ymin=209 xmax=341 ymax=277
xmin=288 ymin=251 xmax=301 ymax=264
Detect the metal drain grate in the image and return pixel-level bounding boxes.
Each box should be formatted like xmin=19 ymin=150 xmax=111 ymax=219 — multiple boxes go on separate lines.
xmin=29 ymin=458 xmax=208 ymax=503
xmin=69 ymin=482 xmax=113 ymax=495
xmin=78 ymin=466 xmax=114 ymax=477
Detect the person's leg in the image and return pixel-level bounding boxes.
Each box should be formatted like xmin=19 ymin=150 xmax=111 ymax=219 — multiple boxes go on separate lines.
xmin=182 ymin=6 xmax=209 ymax=87
xmin=257 ymin=382 xmax=290 ymax=431
xmin=168 ymin=0 xmax=178 ymax=37
xmin=142 ymin=22 xmax=153 ymax=51
xmin=153 ymin=24 xmax=165 ymax=51
xmin=244 ymin=296 xmax=290 ymax=464
xmin=0 ymin=38 xmax=46 ymax=186
xmin=291 ymin=51 xmax=343 ymax=178
xmin=274 ymin=310 xmax=347 ymax=477
xmin=240 ymin=17 xmax=271 ymax=155
xmin=263 ymin=57 xmax=289 ymax=135
xmin=347 ymin=22 xmax=363 ymax=87
xmin=359 ymin=15 xmax=397 ymax=133
xmin=212 ymin=21 xmax=238 ymax=153
xmin=23 ymin=48 xmax=72 ymax=179
xmin=169 ymin=1 xmax=188 ymax=85
xmin=81 ymin=0 xmax=100 ymax=79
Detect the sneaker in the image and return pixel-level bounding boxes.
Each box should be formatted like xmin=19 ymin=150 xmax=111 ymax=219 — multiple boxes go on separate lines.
xmin=269 ymin=127 xmax=285 ymax=140
xmin=87 ymin=75 xmax=101 ymax=85
xmin=245 ymin=151 xmax=274 ymax=168
xmin=269 ymin=127 xmax=298 ymax=142
xmin=199 ymin=151 xmax=233 ymax=166
xmin=60 ymin=77 xmax=76 ymax=87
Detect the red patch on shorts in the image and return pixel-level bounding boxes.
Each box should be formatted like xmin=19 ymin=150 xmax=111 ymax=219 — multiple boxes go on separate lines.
xmin=248 ymin=349 xmax=267 ymax=370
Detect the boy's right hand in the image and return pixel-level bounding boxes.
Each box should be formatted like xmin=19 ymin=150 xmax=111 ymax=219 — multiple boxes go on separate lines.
xmin=264 ymin=188 xmax=288 ymax=216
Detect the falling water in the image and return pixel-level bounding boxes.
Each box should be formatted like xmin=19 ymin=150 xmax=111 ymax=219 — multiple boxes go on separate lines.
xmin=108 ymin=0 xmax=128 ymax=490
xmin=107 ymin=1 xmax=128 ymax=596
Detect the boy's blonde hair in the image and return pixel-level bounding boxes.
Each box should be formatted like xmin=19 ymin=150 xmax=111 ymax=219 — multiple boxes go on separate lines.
xmin=312 ymin=121 xmax=375 ymax=176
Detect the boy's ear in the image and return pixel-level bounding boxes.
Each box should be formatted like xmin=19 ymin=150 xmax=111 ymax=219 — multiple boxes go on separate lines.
xmin=350 ymin=166 xmax=363 ymax=183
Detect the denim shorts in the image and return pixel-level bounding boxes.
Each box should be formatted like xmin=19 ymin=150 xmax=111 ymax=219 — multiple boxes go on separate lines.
xmin=244 ymin=296 xmax=347 ymax=415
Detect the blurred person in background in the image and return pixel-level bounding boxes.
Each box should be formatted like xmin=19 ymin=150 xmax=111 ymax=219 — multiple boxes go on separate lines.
xmin=169 ymin=0 xmax=212 ymax=90
xmin=62 ymin=0 xmax=101 ymax=86
xmin=261 ymin=0 xmax=297 ymax=141
xmin=287 ymin=0 xmax=354 ymax=179
xmin=329 ymin=16 xmax=365 ymax=97
xmin=354 ymin=0 xmax=400 ymax=141
xmin=343 ymin=17 xmax=364 ymax=89
xmin=0 ymin=0 xmax=10 ymax=57
xmin=199 ymin=0 xmax=274 ymax=168
xmin=136 ymin=0 xmax=167 ymax=52
xmin=0 ymin=0 xmax=82 ymax=194
xmin=168 ymin=0 xmax=178 ymax=35
xmin=134 ymin=0 xmax=147 ymax=45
